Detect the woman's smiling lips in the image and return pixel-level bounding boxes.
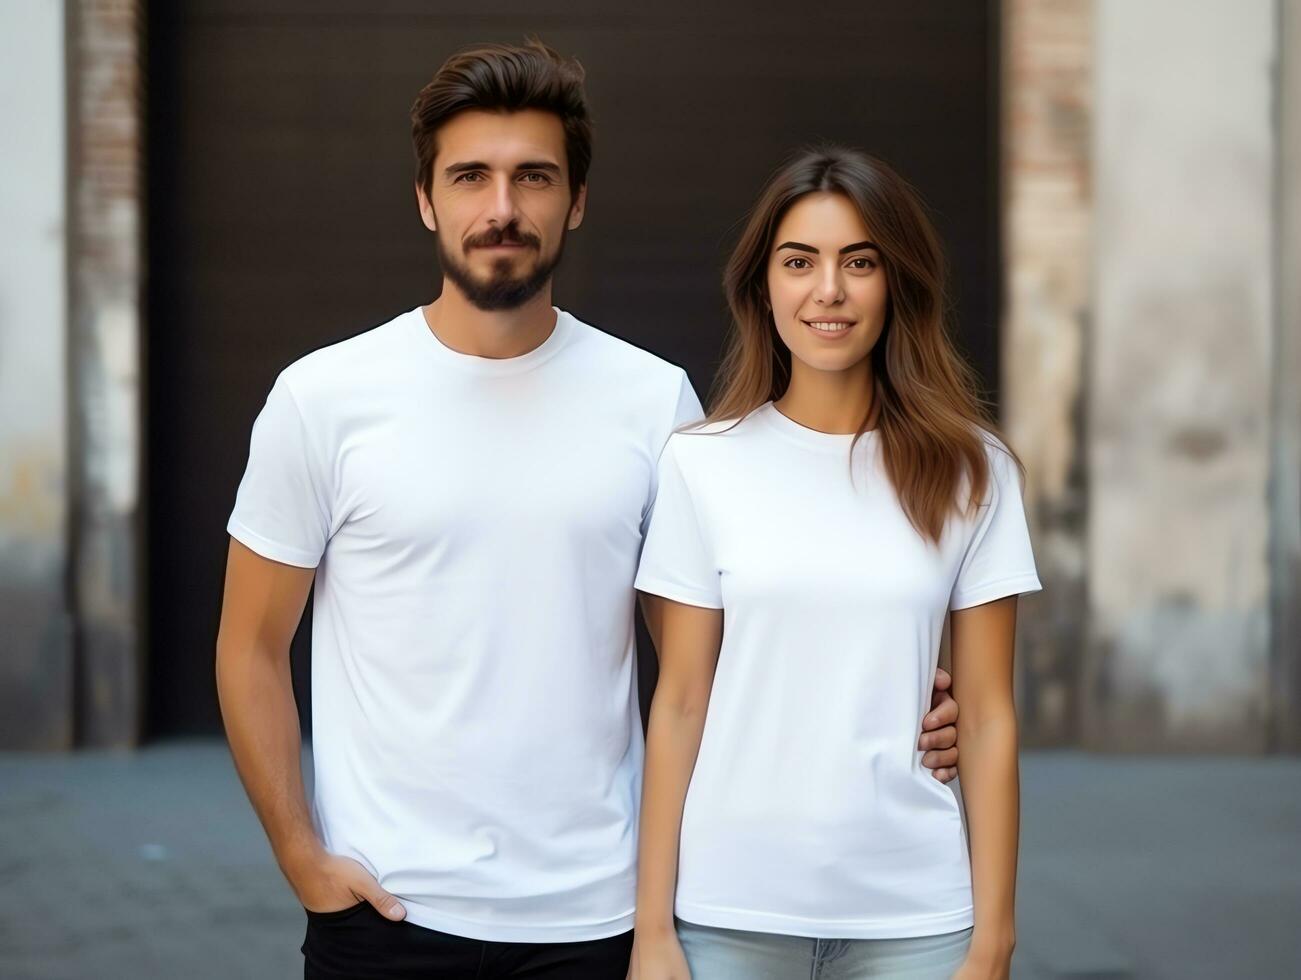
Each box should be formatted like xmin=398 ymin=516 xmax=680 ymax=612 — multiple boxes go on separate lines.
xmin=802 ymin=317 xmax=856 ymax=337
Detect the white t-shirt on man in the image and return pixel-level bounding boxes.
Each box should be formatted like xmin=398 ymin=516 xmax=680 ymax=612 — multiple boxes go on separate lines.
xmin=633 ymin=402 xmax=1042 ymax=939
xmin=227 ymin=305 xmax=701 ymax=942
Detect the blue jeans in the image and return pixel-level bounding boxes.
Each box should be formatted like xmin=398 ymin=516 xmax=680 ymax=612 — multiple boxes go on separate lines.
xmin=676 ymin=919 xmax=973 ymax=979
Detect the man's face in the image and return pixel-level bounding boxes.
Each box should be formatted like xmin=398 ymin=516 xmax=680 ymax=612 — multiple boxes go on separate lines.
xmin=417 ymin=108 xmax=586 ymax=311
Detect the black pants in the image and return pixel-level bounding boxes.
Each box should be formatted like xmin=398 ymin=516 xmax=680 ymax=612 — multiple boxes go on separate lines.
xmin=302 ymin=901 xmax=634 ymax=979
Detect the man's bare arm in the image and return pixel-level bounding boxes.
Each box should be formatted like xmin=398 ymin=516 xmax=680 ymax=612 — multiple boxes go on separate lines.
xmin=215 ymin=538 xmax=405 ymax=918
xmin=920 ymin=666 xmax=960 ymax=782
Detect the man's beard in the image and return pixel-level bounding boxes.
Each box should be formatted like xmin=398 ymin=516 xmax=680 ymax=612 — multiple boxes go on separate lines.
xmin=437 ymin=222 xmax=567 ymax=312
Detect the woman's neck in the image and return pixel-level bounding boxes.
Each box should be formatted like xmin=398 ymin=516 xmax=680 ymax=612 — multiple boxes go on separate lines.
xmin=774 ymin=360 xmax=876 ymax=434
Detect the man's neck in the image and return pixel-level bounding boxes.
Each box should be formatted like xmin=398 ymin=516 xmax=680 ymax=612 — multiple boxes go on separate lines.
xmin=422 ymin=282 xmax=558 ymax=360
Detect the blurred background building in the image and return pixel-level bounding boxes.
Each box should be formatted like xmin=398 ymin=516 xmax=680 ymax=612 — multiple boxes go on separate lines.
xmin=1 ymin=0 xmax=1298 ymax=756
xmin=3 ymin=3 xmax=1300 ymax=978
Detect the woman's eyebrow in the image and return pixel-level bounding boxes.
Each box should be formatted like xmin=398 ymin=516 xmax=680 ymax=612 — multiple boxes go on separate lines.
xmin=775 ymin=240 xmax=880 ymax=254
xmin=838 ymin=240 xmax=879 ymax=254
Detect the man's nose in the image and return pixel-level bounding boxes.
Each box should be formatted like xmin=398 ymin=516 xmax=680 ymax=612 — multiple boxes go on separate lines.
xmin=485 ymin=174 xmax=519 ymax=225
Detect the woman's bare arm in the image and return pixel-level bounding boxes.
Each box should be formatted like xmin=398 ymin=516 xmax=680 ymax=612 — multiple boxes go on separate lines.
xmin=950 ymin=595 xmax=1021 ymax=973
xmin=632 ymin=595 xmax=723 ymax=954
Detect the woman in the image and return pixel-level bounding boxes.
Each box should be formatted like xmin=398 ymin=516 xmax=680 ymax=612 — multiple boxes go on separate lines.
xmin=628 ymin=147 xmax=1040 ymax=980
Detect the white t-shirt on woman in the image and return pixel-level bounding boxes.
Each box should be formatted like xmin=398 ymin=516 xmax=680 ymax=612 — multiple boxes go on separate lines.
xmin=633 ymin=402 xmax=1042 ymax=939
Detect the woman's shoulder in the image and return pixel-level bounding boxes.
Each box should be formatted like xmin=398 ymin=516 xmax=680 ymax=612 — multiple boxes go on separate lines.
xmin=660 ymin=408 xmax=765 ymax=474
xmin=672 ymin=417 xmax=749 ymax=438
xmin=966 ymin=426 xmax=1025 ymax=505
xmin=667 ymin=407 xmax=767 ymax=450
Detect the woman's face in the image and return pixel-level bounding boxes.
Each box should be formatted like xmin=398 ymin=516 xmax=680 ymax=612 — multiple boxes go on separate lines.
xmin=766 ymin=192 xmax=889 ymax=377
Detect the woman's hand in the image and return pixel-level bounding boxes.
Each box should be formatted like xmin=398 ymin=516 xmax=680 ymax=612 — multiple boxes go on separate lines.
xmin=626 ymin=926 xmax=692 ymax=980
xmin=950 ymin=943 xmax=1012 ymax=980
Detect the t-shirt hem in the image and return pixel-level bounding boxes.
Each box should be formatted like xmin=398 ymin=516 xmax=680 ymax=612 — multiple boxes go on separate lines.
xmin=633 ymin=575 xmax=724 ymax=609
xmin=400 ymin=903 xmax=635 ymax=943
xmin=674 ymin=900 xmax=974 ymax=940
xmin=226 ymin=519 xmax=321 ymax=569
xmin=949 ymin=572 xmax=1043 ymax=611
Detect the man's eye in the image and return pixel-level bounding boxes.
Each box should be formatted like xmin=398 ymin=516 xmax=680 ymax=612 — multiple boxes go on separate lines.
xmin=455 ymin=172 xmax=483 ymax=183
xmin=520 ymin=172 xmax=548 ymax=183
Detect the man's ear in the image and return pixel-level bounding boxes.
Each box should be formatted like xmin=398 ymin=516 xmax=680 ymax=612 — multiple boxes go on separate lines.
xmin=567 ymin=183 xmax=588 ymax=231
xmin=416 ymin=182 xmax=437 ymax=233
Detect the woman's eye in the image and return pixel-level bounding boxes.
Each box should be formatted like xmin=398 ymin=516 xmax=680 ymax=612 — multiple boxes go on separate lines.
xmin=785 ymin=257 xmax=811 ymax=270
xmin=847 ymin=257 xmax=876 ymax=270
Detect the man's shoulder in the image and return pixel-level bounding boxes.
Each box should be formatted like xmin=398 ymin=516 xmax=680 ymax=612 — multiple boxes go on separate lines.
xmin=562 ymin=310 xmax=687 ymax=389
xmin=277 ymin=306 xmax=415 ymax=394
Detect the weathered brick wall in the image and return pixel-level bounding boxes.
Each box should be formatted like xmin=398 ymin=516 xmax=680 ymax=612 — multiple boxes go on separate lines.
xmin=1001 ymin=0 xmax=1093 ymax=746
xmin=68 ymin=0 xmax=143 ymax=746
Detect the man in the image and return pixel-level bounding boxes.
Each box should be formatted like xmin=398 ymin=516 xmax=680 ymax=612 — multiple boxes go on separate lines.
xmin=216 ymin=39 xmax=962 ymax=979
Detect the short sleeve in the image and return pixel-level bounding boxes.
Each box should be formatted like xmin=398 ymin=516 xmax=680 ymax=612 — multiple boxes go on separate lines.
xmin=635 ymin=438 xmax=723 ymax=609
xmin=226 ymin=374 xmax=333 ymax=568
xmin=671 ymin=369 xmax=705 ymax=429
xmin=640 ymin=369 xmax=705 ymax=535
xmin=948 ymin=443 xmax=1043 ymax=611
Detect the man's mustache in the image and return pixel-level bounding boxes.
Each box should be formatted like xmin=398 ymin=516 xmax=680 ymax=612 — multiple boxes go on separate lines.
xmin=464 ymin=226 xmax=541 ymax=250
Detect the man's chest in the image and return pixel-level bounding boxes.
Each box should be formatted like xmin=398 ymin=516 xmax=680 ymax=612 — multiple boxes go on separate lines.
xmin=330 ymin=405 xmax=655 ymax=552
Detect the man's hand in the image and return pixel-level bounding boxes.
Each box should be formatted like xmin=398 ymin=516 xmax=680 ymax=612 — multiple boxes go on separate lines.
xmin=919 ymin=666 xmax=959 ymax=783
xmin=288 ymin=849 xmax=407 ymax=921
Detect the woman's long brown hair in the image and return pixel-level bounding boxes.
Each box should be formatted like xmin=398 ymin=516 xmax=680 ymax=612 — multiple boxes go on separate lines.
xmin=704 ymin=145 xmax=1017 ymax=545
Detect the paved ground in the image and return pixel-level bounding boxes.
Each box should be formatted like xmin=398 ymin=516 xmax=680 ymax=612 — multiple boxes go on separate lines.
xmin=0 ymin=743 xmax=1297 ymax=979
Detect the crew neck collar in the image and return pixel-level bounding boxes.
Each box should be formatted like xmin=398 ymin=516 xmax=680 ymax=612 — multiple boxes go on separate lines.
xmin=758 ymin=401 xmax=877 ymax=453
xmin=409 ymin=305 xmax=574 ymax=376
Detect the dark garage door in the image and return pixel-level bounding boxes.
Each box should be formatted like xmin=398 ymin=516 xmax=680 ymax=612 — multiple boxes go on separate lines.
xmin=145 ymin=0 xmax=1001 ymax=736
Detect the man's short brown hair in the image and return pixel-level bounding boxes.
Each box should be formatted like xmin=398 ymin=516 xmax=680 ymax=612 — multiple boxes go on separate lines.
xmin=411 ymin=39 xmax=593 ymax=200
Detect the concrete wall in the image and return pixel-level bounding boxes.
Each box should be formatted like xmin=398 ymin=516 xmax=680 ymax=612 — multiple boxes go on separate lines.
xmin=1088 ymin=0 xmax=1276 ymax=750
xmin=0 ymin=0 xmax=144 ymax=749
xmin=1273 ymin=0 xmax=1301 ymax=752
xmin=0 ymin=1 xmax=73 ymax=749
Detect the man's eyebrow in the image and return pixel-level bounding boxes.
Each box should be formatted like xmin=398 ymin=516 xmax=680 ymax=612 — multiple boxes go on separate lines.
xmin=774 ymin=240 xmax=881 ymax=255
xmin=443 ymin=160 xmax=563 ymax=176
xmin=444 ymin=160 xmax=489 ymax=176
xmin=514 ymin=161 xmax=563 ymax=175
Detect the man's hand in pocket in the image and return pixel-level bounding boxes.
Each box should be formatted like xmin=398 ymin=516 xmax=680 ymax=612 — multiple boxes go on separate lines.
xmin=289 ymin=850 xmax=407 ymax=921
